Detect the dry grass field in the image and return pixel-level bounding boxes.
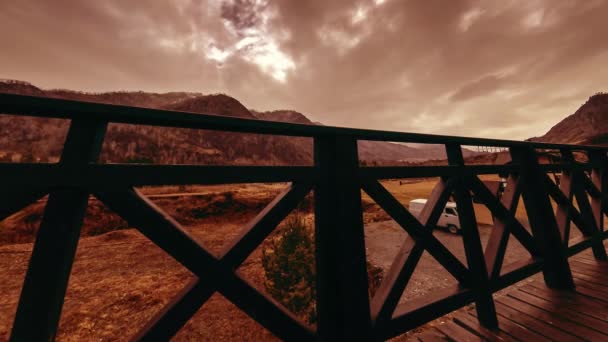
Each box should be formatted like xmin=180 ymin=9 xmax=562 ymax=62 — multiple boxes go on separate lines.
xmin=0 ymin=177 xmax=594 ymax=340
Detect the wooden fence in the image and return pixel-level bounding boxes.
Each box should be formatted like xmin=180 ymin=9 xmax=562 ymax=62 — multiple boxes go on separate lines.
xmin=1 ymin=93 xmax=607 ymax=341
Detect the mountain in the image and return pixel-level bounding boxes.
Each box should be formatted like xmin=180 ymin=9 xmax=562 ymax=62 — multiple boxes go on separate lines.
xmin=530 ymin=93 xmax=608 ymax=145
xmin=164 ymin=94 xmax=256 ymax=119
xmin=0 ymin=79 xmax=467 ymax=165
xmin=0 ymin=80 xmax=313 ymax=165
xmin=0 ymin=79 xmax=45 ymax=96
xmin=252 ymin=110 xmax=315 ymax=125
xmin=251 ymin=110 xmax=455 ymax=161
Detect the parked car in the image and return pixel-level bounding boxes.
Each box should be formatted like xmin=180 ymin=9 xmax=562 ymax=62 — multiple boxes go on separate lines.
xmin=408 ymin=199 xmax=461 ymax=234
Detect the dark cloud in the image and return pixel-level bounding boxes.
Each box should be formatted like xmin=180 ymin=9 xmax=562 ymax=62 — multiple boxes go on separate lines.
xmin=221 ymin=0 xmax=267 ymax=31
xmin=1 ymin=0 xmax=607 ymax=140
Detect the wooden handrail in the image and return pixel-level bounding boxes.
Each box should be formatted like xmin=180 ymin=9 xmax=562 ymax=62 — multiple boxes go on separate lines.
xmin=1 ymin=92 xmax=606 ymax=150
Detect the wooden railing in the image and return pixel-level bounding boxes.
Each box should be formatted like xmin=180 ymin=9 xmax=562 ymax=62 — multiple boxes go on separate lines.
xmin=2 ymin=93 xmax=608 ymax=341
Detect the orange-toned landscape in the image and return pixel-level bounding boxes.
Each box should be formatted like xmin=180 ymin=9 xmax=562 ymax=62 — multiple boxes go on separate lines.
xmin=3 ymin=1 xmax=608 ymax=339
xmin=1 ymin=76 xmax=608 ymax=340
xmin=2 ymin=174 xmax=595 ymax=340
xmin=0 ymin=11 xmax=608 ymax=341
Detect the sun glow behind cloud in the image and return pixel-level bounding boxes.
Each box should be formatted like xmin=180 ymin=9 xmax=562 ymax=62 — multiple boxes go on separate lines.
xmin=201 ymin=0 xmax=295 ymax=82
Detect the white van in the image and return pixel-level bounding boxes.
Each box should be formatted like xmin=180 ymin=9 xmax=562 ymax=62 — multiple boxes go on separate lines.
xmin=408 ymin=199 xmax=461 ymax=234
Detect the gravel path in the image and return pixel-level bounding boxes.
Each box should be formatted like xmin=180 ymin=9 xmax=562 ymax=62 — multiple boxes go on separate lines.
xmin=364 ymin=220 xmax=532 ymax=301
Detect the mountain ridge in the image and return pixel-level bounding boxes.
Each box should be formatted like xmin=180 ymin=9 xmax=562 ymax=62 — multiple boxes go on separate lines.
xmin=529 ymin=92 xmax=608 ymax=145
xmin=0 ymin=79 xmax=453 ymax=164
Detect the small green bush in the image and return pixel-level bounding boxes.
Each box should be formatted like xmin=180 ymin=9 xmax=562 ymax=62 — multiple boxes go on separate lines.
xmin=262 ymin=214 xmax=316 ymax=323
xmin=262 ymin=214 xmax=384 ymax=324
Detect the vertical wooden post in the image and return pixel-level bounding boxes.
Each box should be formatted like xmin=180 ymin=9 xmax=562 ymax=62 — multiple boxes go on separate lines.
xmin=555 ymin=149 xmax=574 ymax=245
xmin=314 ymin=135 xmax=373 ymax=341
xmin=445 ymin=144 xmax=498 ymax=329
xmin=510 ymin=147 xmax=574 ymax=290
xmin=588 ymin=150 xmax=608 ymax=260
xmin=564 ymin=149 xmax=606 ymax=259
xmin=11 ymin=119 xmax=107 ymax=341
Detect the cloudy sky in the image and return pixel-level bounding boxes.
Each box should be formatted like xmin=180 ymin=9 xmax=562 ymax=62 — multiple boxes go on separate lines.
xmin=1 ymin=0 xmax=607 ymax=140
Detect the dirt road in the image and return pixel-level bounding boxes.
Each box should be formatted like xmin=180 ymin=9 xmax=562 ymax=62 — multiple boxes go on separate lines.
xmin=364 ymin=220 xmax=532 ymax=300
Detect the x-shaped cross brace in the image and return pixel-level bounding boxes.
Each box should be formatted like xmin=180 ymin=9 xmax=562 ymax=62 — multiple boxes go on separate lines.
xmin=96 ymin=183 xmax=315 ymax=341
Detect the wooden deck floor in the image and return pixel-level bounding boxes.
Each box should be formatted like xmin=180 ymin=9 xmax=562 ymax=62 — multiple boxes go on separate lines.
xmin=413 ymin=250 xmax=608 ymax=341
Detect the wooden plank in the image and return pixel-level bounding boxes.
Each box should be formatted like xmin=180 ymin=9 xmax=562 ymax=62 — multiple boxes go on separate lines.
xmin=497 ymin=294 xmax=604 ymax=341
xmin=575 ymin=250 xmax=608 ymax=262
xmin=572 ymin=255 xmax=608 ymax=266
xmin=575 ymin=252 xmax=608 ymax=263
xmin=494 ymin=301 xmax=582 ymax=341
xmin=577 ymin=267 xmax=608 ymax=283
xmin=447 ymin=144 xmax=497 ymax=328
xmin=508 ymin=289 xmax=608 ymax=334
xmin=381 ymin=286 xmax=475 ymax=340
xmin=358 ymin=164 xmax=519 ymax=180
xmin=570 ymin=259 xmax=608 ymax=272
xmin=469 ymin=175 xmax=541 ymax=275
xmin=573 ymin=255 xmax=608 ymax=268
xmin=470 ymin=175 xmax=535 ymax=255
xmin=2 ymin=92 xmax=607 ymax=150
xmin=361 ymin=179 xmax=470 ymax=284
xmin=136 ymin=183 xmax=311 ymax=339
xmin=571 ymin=271 xmax=608 ymax=289
xmin=10 ymin=190 xmax=91 ymax=341
xmin=96 ymin=188 xmax=315 ymax=341
xmin=492 ymin=258 xmax=544 ymax=291
xmin=580 ymin=157 xmax=603 ymax=198
xmin=135 ymin=278 xmax=214 ymax=341
xmin=370 ymin=240 xmax=424 ymax=325
xmin=95 ymin=189 xmax=220 ymax=273
xmin=570 ymin=266 xmax=608 ymax=281
xmin=568 ymin=236 xmax=597 ymax=256
xmin=539 ymin=162 xmax=603 ymax=171
xmin=480 ymin=175 xmax=522 ymax=279
xmin=511 ymin=147 xmax=575 ymax=289
xmin=416 ymin=178 xmax=456 ymax=233
xmin=576 ymin=166 xmax=608 ymax=260
xmin=313 ymin=136 xmax=372 ymax=341
xmin=574 ymin=260 xmax=608 ymax=271
xmin=582 ymin=152 xmax=608 ymax=259
xmin=574 ymin=176 xmax=601 ymax=236
xmin=573 ymin=251 xmax=597 ymax=261
xmin=216 ymin=272 xmax=315 ymax=342
xmin=0 ymin=186 xmax=47 ymax=221
xmin=220 ymin=183 xmax=312 ymax=266
xmin=0 ymin=163 xmax=317 ymax=188
xmin=553 ymin=160 xmax=574 ymax=243
xmin=415 ymin=328 xmax=449 ymax=341
xmin=573 ymin=283 xmax=608 ymax=303
xmin=582 ymin=174 xmax=603 ymax=198
xmin=434 ymin=321 xmax=484 ymax=342
xmin=527 ymin=281 xmax=608 ymax=308
xmin=572 ymin=255 xmax=607 ymax=265
xmin=468 ymin=307 xmax=551 ymax=341
xmin=367 ymin=177 xmax=465 ymax=326
xmin=569 ymin=261 xmax=608 ymax=280
xmin=565 ymin=149 xmax=607 ymax=260
xmin=544 ymin=175 xmax=589 ymax=244
xmin=520 ymin=285 xmax=608 ymax=321
xmin=452 ymin=311 xmax=516 ymax=342
xmin=10 ymin=118 xmax=107 ymax=341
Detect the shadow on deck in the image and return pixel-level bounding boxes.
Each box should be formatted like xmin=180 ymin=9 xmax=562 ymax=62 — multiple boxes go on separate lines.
xmin=414 ymin=246 xmax=608 ymax=341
